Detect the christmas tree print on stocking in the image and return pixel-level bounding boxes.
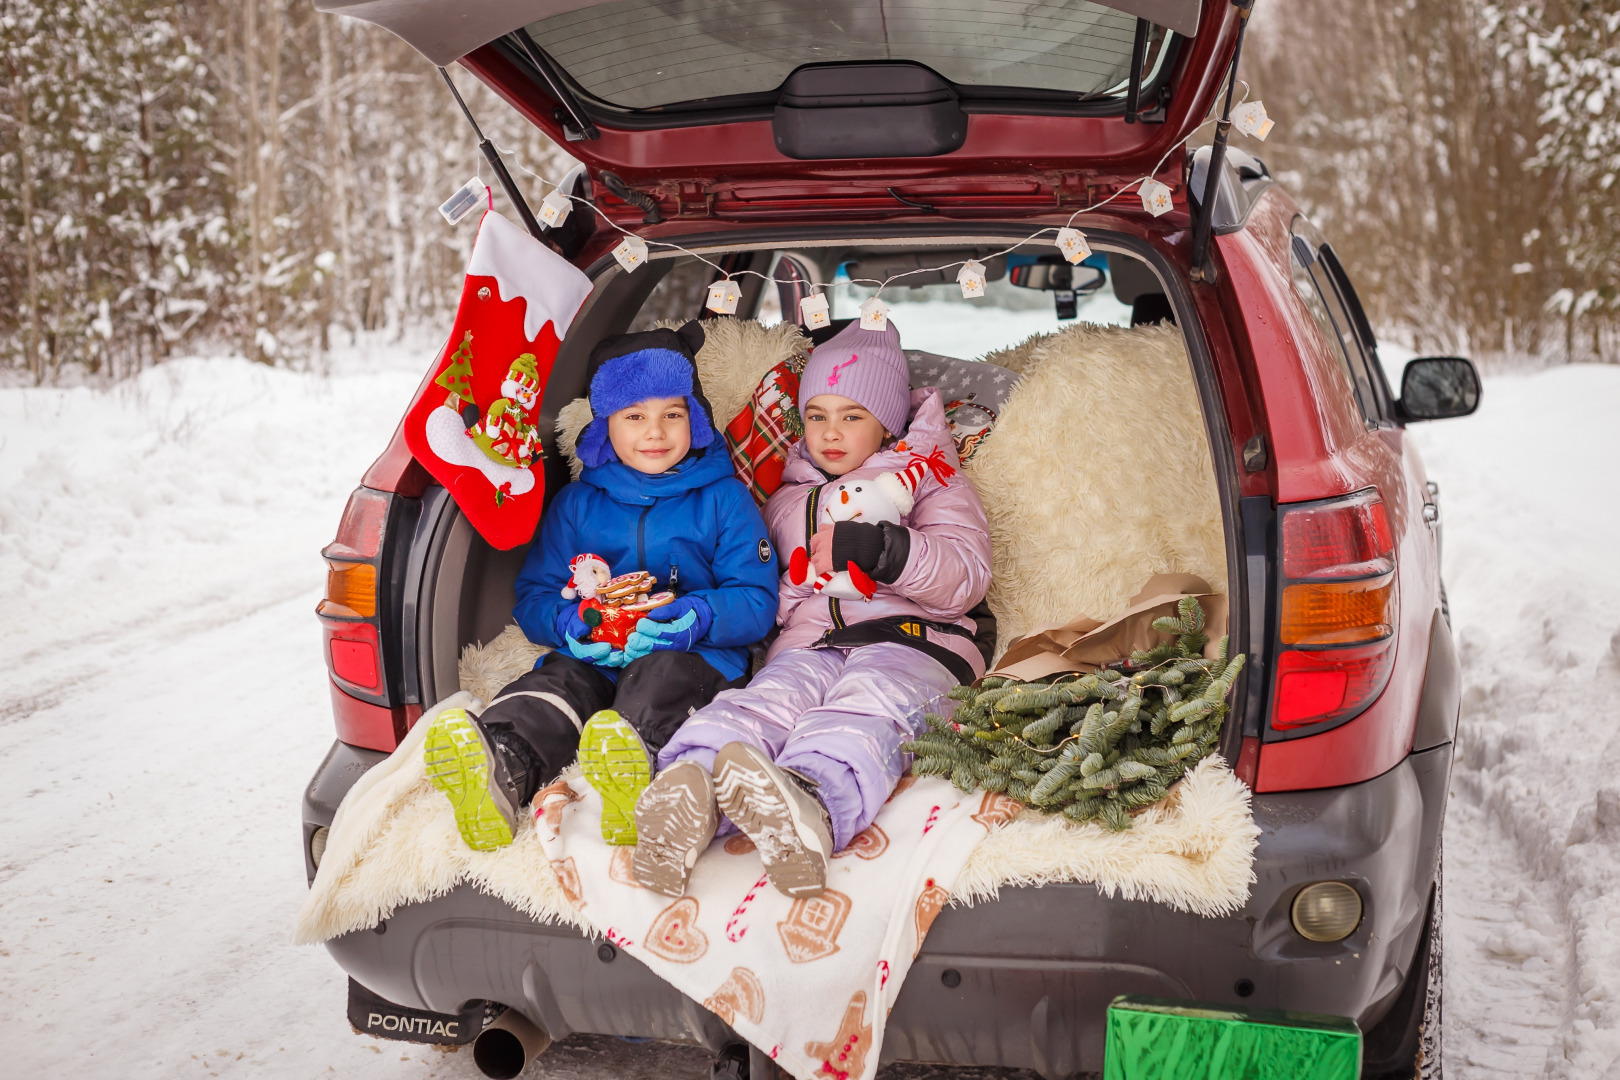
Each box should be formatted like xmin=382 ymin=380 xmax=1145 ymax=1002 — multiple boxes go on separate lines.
xmin=404 ymin=210 xmax=593 ymax=550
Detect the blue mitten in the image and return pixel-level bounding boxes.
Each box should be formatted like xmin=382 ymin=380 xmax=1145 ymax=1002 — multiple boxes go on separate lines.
xmin=555 ymin=604 xmax=596 ymax=645
xmin=565 ymin=633 xmax=619 ymax=665
xmin=623 ymin=596 xmax=714 ymax=661
xmin=558 ymin=606 xmax=629 ymax=668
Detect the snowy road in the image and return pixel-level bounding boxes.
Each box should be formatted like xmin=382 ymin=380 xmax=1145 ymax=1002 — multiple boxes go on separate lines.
xmin=1 ymin=351 xmax=1617 ymax=1078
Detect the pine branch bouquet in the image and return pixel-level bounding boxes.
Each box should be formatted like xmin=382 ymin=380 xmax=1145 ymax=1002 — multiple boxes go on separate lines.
xmin=904 ymin=597 xmax=1245 ymax=831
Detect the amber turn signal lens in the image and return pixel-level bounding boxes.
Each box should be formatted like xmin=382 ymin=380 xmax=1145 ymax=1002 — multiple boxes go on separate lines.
xmin=1291 ymin=881 xmax=1363 ymax=942
xmin=1280 ymin=573 xmax=1395 ymax=646
xmin=325 ymin=561 xmax=377 ymax=617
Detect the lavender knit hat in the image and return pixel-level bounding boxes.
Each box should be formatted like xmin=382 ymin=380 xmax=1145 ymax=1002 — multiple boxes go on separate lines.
xmin=798 ymin=319 xmax=911 ymax=436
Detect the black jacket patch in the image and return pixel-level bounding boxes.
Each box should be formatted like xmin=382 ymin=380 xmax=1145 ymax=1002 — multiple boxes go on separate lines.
xmin=757 ymin=538 xmax=772 ymax=563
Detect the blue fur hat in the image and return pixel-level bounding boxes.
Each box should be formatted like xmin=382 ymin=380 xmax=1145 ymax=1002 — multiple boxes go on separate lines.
xmin=576 ymin=322 xmax=716 ymax=469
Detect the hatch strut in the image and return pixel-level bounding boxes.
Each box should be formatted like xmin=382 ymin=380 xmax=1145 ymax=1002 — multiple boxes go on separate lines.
xmin=1124 ymin=18 xmax=1150 ymax=124
xmin=1189 ymin=0 xmax=1255 ymax=284
xmin=438 ymin=67 xmax=548 ymax=242
xmin=512 ymin=33 xmax=601 ymax=142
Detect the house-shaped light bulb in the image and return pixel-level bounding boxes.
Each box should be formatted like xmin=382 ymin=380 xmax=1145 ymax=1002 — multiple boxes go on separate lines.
xmin=957 ymin=260 xmax=987 ymax=298
xmin=800 ymin=292 xmax=831 ymax=329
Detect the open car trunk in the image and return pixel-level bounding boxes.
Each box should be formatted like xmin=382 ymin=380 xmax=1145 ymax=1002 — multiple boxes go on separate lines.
xmin=316 ymin=0 xmax=1245 ymax=209
xmin=406 ymin=227 xmax=1244 ymax=760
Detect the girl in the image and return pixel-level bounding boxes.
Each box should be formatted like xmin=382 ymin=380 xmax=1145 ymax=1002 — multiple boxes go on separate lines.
xmin=632 ymin=318 xmax=993 ymax=898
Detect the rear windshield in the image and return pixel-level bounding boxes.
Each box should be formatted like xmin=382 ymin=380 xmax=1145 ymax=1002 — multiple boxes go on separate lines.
xmin=523 ymin=1 xmax=1175 ymax=111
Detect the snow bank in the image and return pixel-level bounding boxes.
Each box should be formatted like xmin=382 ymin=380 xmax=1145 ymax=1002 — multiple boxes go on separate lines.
xmin=1408 ymin=364 xmax=1620 ymax=1078
xmin=0 ymin=343 xmax=425 ymax=717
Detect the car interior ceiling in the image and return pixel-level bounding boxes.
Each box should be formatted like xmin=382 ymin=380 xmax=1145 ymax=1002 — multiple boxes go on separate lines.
xmin=422 ymin=241 xmax=1184 ymax=700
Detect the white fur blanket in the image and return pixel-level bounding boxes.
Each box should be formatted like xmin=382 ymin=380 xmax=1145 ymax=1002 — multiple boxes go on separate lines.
xmin=296 ymin=694 xmax=1257 ymax=942
xmin=296 ymin=696 xmax=1255 ymax=1078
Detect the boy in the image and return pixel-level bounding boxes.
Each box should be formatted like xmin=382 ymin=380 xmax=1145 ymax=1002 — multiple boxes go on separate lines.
xmin=423 ymin=322 xmax=778 ymax=851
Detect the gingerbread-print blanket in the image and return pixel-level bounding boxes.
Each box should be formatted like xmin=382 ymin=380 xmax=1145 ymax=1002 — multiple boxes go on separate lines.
xmin=533 ymin=767 xmax=993 ymax=1080
xmin=297 ymin=695 xmax=1259 ymax=1080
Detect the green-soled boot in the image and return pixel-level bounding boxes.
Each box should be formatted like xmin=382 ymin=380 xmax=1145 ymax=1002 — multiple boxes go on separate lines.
xmin=423 ymin=708 xmax=517 ymax=851
xmin=577 ymin=710 xmax=653 ymax=845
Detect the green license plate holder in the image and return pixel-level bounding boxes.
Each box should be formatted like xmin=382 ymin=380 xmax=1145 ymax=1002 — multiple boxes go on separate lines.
xmin=1104 ymin=995 xmax=1362 ymax=1080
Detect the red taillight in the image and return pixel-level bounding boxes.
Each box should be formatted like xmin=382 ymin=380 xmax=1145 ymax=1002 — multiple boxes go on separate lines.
xmin=1274 ymin=643 xmax=1396 ymax=729
xmin=1273 ymin=488 xmax=1398 ymax=733
xmin=318 ymin=487 xmax=392 ymax=721
xmin=329 ymin=635 xmax=380 ymax=689
xmin=324 ymin=487 xmax=389 ymax=560
xmin=1281 ymin=489 xmax=1392 ymax=579
xmin=320 ymin=613 xmax=384 ymax=694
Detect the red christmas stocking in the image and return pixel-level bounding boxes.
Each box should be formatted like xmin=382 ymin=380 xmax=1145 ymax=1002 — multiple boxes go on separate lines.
xmin=403 ymin=211 xmax=592 ymax=550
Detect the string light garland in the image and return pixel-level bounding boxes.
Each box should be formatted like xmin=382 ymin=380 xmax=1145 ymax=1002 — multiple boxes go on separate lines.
xmin=858 ymin=295 xmax=891 ymax=331
xmin=474 ymin=89 xmax=1271 ymax=327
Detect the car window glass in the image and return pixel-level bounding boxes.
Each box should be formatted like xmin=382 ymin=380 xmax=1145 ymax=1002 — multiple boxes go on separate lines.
xmin=831 ymin=258 xmax=1132 ymax=359
xmin=626 ymin=257 xmax=713 ymax=332
xmin=1317 ymin=245 xmax=1396 ymax=417
xmin=525 ymin=2 xmax=1176 ymax=111
xmin=1288 ymin=231 xmax=1374 ymax=422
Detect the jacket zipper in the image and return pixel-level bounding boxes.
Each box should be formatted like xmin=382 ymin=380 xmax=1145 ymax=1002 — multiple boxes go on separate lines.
xmin=637 ymin=506 xmax=650 ymax=573
xmin=804 ymin=487 xmax=846 ymax=628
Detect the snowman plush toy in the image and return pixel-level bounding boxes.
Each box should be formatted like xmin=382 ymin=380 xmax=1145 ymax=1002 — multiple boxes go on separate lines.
xmin=787 ymin=455 xmax=938 ymax=600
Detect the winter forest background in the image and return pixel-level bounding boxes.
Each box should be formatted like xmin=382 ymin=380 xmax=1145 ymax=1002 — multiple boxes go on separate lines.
xmin=0 ymin=0 xmax=1616 ymax=385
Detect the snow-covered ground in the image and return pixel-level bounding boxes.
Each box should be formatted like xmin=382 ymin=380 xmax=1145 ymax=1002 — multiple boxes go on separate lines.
xmin=1 ymin=342 xmax=1617 ymax=1078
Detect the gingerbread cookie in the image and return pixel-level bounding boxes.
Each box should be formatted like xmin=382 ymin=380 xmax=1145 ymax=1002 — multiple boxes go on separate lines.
xmin=805 ymin=991 xmax=874 ymax=1080
xmin=971 ymin=791 xmax=1024 ymax=832
xmin=621 ymin=590 xmax=675 ymax=613
xmin=703 ymin=966 xmax=766 ymax=1027
xmin=645 ymin=896 xmax=708 ymax=963
xmin=832 ymin=825 xmax=889 ymax=861
xmin=777 ymin=889 xmax=853 ymax=964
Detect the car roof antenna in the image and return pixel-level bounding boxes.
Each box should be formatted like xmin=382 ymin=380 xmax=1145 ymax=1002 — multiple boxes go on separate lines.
xmin=1124 ymin=18 xmax=1149 ymax=124
xmin=1189 ymin=0 xmax=1255 ymax=285
xmin=511 ymin=33 xmax=601 ymax=142
xmin=438 ymin=66 xmax=549 ymax=243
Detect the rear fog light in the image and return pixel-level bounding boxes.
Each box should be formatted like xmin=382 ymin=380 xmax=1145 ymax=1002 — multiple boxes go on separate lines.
xmin=1272 ymin=489 xmax=1398 ymax=733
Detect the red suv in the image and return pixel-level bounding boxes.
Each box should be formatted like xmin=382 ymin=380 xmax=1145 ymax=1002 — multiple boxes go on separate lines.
xmin=303 ymin=3 xmax=1479 ymax=1078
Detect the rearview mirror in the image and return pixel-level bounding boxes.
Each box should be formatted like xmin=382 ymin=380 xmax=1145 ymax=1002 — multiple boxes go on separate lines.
xmin=1400 ymin=357 xmax=1480 ymax=421
xmin=1008 ymin=258 xmax=1104 ymax=293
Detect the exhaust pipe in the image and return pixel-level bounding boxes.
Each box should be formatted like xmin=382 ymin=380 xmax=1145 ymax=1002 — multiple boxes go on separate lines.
xmin=472 ymin=1008 xmax=551 ymax=1079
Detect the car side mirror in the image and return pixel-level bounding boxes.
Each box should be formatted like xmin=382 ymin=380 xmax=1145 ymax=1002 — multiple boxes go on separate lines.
xmin=1400 ymin=357 xmax=1480 ymax=422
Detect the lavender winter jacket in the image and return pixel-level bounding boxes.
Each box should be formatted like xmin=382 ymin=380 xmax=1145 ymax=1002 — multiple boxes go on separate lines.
xmin=764 ymin=388 xmax=994 ymax=678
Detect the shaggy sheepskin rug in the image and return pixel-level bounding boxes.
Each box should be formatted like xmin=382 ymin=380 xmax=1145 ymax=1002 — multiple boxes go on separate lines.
xmin=295 ymin=694 xmax=1257 ymax=946
xmin=970 ymin=322 xmax=1226 ymax=654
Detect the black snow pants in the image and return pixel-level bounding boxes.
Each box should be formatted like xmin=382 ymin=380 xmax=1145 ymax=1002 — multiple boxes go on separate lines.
xmin=476 ymin=649 xmax=731 ymax=803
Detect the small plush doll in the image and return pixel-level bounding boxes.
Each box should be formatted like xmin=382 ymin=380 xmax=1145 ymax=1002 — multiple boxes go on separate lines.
xmin=561 ymin=555 xmax=675 ymax=649
xmin=561 ymin=553 xmax=611 ymax=600
xmin=787 ymin=451 xmax=948 ymax=600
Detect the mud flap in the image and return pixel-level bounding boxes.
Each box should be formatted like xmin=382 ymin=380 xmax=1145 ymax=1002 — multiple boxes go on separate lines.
xmin=348 ymin=977 xmax=502 ymax=1045
xmin=1104 ymin=995 xmax=1362 ymax=1079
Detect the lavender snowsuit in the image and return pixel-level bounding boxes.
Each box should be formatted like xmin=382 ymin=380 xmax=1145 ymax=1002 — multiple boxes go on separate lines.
xmin=658 ymin=389 xmax=994 ymax=847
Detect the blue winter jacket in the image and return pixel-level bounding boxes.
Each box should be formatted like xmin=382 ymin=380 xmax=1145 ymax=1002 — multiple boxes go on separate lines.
xmin=513 ymin=447 xmax=778 ymax=681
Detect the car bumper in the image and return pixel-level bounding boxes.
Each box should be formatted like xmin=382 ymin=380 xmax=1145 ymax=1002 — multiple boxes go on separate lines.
xmin=303 ymin=740 xmax=1449 ymax=1077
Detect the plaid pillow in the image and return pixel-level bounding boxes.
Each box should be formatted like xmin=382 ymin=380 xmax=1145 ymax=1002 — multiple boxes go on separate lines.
xmin=725 ymin=358 xmax=805 ymax=506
